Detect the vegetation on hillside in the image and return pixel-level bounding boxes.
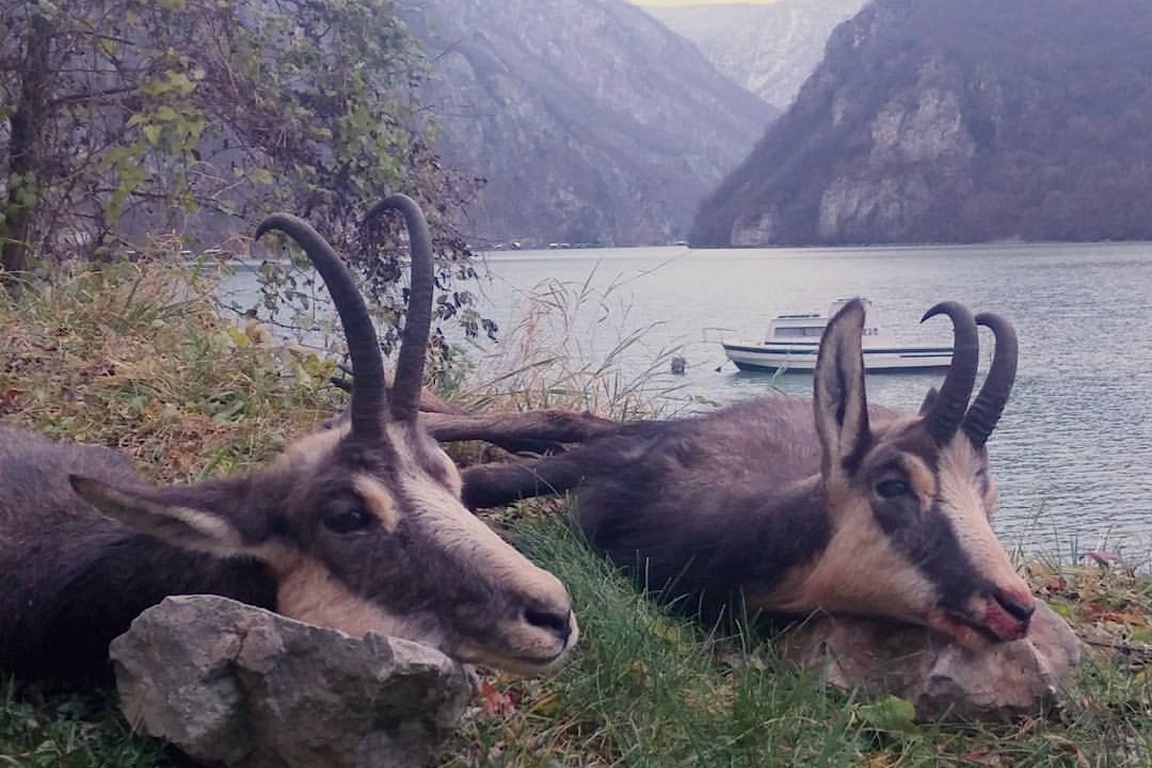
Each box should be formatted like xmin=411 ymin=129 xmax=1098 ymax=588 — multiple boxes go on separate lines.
xmin=691 ymin=0 xmax=1152 ymax=246
xmin=0 ymin=0 xmax=492 ymax=354
xmin=3 ymin=264 xmax=1152 ymax=766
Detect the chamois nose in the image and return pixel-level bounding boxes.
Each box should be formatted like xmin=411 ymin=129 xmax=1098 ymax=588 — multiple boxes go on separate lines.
xmin=993 ymin=586 xmax=1036 ymax=623
xmin=524 ymin=606 xmax=574 ymax=643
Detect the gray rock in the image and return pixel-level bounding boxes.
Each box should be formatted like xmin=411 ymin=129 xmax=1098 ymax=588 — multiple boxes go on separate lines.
xmin=778 ymin=600 xmax=1082 ymax=723
xmin=110 ymin=595 xmax=475 ymax=768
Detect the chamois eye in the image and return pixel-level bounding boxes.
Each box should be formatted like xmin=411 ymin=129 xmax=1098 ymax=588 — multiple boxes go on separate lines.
xmin=322 ymin=504 xmax=375 ymax=534
xmin=875 ymin=478 xmax=911 ymax=499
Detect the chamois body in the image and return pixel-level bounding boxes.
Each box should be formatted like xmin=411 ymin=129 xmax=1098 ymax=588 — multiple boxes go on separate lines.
xmin=568 ymin=399 xmax=843 ymax=611
xmin=0 ymin=428 xmax=274 ymax=682
xmin=463 ymin=301 xmax=1034 ymax=647
xmin=1 ymin=195 xmax=577 ymax=686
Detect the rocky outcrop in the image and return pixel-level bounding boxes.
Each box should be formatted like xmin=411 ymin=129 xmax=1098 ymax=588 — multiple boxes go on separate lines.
xmin=110 ymin=595 xmax=474 ymax=768
xmin=403 ymin=0 xmax=775 ymax=247
xmin=641 ymin=0 xmax=868 ymax=112
xmin=691 ymin=0 xmax=1152 ymax=246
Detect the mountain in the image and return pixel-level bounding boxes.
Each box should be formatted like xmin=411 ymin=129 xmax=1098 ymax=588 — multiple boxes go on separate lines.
xmin=691 ymin=0 xmax=1152 ymax=246
xmin=641 ymin=0 xmax=868 ymax=111
xmin=401 ymin=0 xmax=776 ymax=247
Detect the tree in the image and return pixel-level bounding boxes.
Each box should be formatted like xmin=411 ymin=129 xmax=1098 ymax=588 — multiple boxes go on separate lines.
xmin=1 ymin=0 xmax=492 ymax=351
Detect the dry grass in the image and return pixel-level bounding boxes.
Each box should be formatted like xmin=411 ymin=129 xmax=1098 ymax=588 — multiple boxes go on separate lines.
xmin=459 ymin=274 xmax=687 ymax=421
xmin=0 ymin=262 xmax=343 ymax=482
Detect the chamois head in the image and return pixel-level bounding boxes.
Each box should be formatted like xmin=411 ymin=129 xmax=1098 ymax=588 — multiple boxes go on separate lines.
xmin=68 ymin=195 xmax=577 ymax=674
xmin=771 ymin=298 xmax=1033 ymax=647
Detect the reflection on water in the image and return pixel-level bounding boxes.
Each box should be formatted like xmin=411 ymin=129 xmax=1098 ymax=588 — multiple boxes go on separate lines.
xmin=472 ymin=242 xmax=1152 ymax=562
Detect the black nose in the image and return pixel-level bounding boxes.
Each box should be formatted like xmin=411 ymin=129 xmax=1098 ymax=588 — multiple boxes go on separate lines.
xmin=993 ymin=587 xmax=1035 ymax=622
xmin=524 ymin=606 xmax=572 ymax=642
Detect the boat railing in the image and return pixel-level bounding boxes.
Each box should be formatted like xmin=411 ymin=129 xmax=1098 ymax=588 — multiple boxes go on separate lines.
xmin=701 ymin=326 xmax=736 ymax=344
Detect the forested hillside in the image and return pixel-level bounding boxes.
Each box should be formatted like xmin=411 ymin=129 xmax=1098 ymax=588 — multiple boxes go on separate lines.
xmin=402 ymin=0 xmax=775 ymax=247
xmin=691 ymin=0 xmax=1152 ymax=246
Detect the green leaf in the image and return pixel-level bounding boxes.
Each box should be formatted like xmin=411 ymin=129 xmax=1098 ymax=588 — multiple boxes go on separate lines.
xmin=854 ymin=696 xmax=919 ymax=735
xmin=250 ymin=168 xmax=274 ymax=185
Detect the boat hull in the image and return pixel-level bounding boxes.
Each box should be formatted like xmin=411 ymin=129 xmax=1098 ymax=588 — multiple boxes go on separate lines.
xmin=722 ymin=342 xmax=953 ymax=373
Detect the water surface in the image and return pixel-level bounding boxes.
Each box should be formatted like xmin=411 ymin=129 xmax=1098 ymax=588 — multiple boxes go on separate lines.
xmin=471 ymin=242 xmax=1152 ymax=560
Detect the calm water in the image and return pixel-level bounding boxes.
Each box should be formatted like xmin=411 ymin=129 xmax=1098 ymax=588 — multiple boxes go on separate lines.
xmin=467 ymin=242 xmax=1152 ymax=561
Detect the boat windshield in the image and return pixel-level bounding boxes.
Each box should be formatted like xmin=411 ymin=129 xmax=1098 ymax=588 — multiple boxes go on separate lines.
xmin=774 ymin=326 xmax=824 ymax=338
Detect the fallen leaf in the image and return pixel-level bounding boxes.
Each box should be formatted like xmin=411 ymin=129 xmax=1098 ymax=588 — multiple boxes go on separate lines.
xmin=479 ymin=678 xmax=518 ymax=718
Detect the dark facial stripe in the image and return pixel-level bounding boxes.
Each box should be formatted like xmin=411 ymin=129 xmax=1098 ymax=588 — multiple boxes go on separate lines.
xmin=880 ymin=497 xmax=986 ymax=612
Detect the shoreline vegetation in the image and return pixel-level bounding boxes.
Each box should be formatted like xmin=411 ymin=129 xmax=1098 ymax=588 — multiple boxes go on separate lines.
xmin=2 ymin=263 xmax=1152 ymax=766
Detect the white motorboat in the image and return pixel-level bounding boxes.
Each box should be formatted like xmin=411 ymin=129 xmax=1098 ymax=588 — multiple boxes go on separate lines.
xmin=713 ymin=298 xmax=954 ymax=373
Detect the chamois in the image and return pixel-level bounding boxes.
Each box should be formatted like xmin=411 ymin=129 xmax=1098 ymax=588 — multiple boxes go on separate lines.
xmin=461 ymin=299 xmax=1035 ymax=647
xmin=0 ymin=195 xmax=577 ymax=686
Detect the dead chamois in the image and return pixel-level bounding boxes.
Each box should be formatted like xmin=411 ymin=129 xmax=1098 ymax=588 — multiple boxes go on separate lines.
xmin=0 ymin=195 xmax=577 ymax=686
xmin=457 ymin=299 xmax=1033 ymax=647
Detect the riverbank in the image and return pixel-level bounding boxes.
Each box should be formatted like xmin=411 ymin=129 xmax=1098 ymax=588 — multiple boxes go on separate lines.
xmin=2 ymin=265 xmax=1151 ymax=766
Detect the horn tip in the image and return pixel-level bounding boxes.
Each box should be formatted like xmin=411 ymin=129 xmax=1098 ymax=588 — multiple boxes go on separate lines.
xmin=254 ymin=213 xmax=301 ymax=241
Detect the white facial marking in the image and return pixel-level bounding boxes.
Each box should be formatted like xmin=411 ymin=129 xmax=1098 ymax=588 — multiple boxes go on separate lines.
xmin=352 ymin=475 xmax=399 ymax=532
xmin=935 ymin=437 xmax=1023 ymax=591
xmin=258 ymin=418 xmax=577 ymax=670
xmin=276 ymin=424 xmax=347 ymax=470
xmin=381 ymin=422 xmax=577 ymax=666
xmin=273 ymin=555 xmax=438 ymax=644
xmin=761 ymin=497 xmax=937 ymax=620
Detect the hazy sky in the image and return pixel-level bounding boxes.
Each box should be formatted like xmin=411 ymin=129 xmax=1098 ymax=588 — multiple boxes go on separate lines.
xmin=632 ymin=1 xmax=780 ymax=6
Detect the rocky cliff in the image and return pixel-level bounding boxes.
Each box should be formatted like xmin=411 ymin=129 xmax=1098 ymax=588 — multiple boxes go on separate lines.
xmin=402 ymin=0 xmax=775 ymax=247
xmin=642 ymin=0 xmax=868 ymax=112
xmin=691 ymin=0 xmax=1152 ymax=246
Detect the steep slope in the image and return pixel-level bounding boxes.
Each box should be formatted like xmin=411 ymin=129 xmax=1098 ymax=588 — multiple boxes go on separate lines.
xmin=402 ymin=0 xmax=776 ymax=247
xmin=691 ymin=0 xmax=1152 ymax=246
xmin=642 ymin=0 xmax=868 ymax=111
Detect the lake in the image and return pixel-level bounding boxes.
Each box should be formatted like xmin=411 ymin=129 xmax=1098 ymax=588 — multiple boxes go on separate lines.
xmin=225 ymin=241 xmax=1152 ymax=561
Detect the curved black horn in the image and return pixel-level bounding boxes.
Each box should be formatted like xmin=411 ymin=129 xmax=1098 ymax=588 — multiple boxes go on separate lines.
xmin=255 ymin=214 xmax=384 ymax=440
xmin=963 ymin=312 xmax=1018 ymax=448
xmin=920 ymin=301 xmax=980 ymax=444
xmin=362 ymin=194 xmax=434 ymax=423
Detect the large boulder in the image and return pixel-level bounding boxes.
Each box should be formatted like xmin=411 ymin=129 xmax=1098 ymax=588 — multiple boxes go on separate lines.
xmin=778 ymin=599 xmax=1081 ymax=722
xmin=110 ymin=595 xmax=475 ymax=768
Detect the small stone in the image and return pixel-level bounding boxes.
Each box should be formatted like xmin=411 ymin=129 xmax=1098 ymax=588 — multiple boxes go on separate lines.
xmin=110 ymin=595 xmax=475 ymax=768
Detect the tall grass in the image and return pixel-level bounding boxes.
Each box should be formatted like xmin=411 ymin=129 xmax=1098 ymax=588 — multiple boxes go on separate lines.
xmin=461 ymin=271 xmax=689 ymax=420
xmin=0 ymin=262 xmax=342 ymax=481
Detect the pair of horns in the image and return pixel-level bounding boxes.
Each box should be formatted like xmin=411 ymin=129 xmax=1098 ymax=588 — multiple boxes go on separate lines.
xmin=920 ymin=302 xmax=1017 ymax=448
xmin=254 ymin=194 xmax=432 ymax=438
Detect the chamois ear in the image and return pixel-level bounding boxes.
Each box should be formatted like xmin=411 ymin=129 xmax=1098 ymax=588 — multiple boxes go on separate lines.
xmin=813 ymin=299 xmax=871 ymax=482
xmin=69 ymin=475 xmax=252 ymax=557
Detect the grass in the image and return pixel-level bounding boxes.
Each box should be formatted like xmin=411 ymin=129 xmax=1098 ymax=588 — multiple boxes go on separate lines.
xmin=0 ymin=262 xmax=343 ymax=481
xmin=435 ymin=515 xmax=1152 ymax=767
xmin=463 ymin=271 xmax=690 ymax=420
xmin=3 ymin=264 xmax=1152 ymax=766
